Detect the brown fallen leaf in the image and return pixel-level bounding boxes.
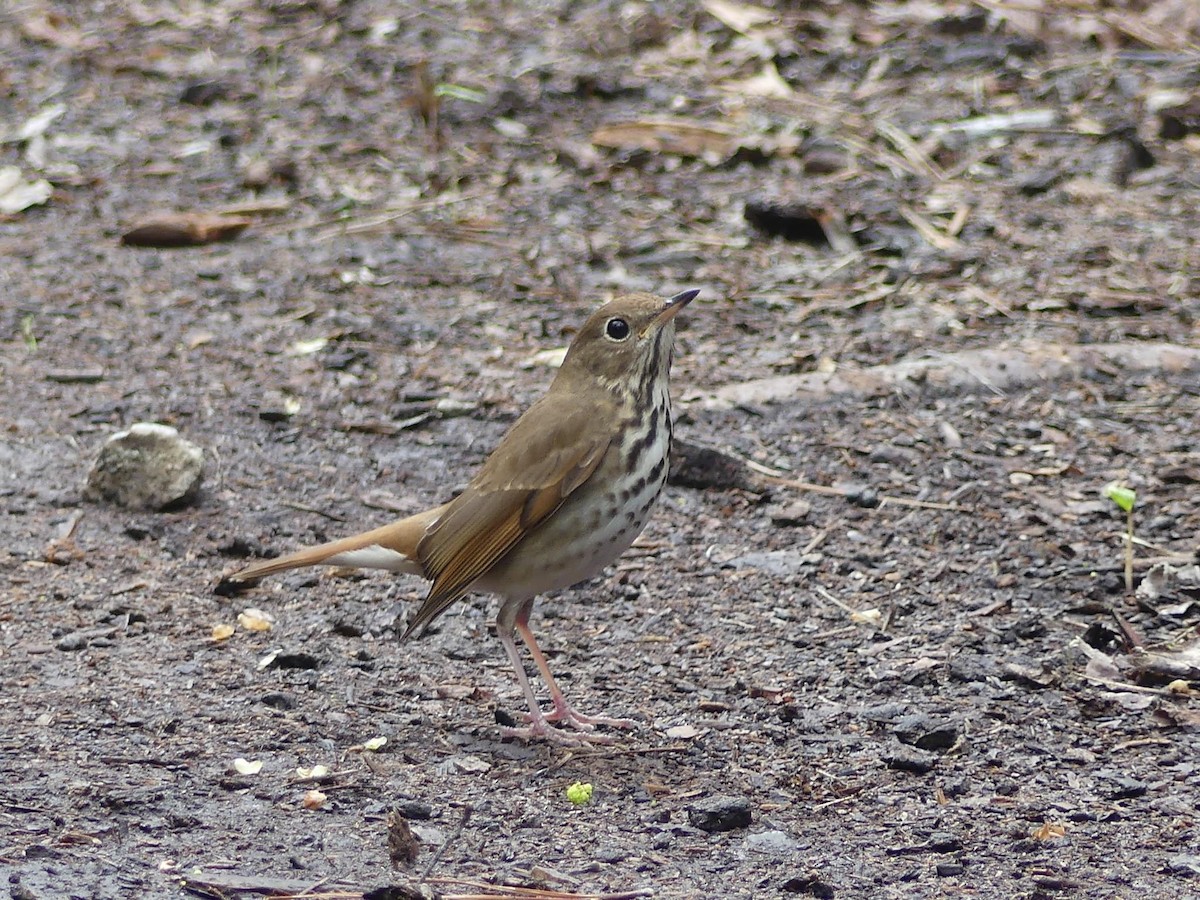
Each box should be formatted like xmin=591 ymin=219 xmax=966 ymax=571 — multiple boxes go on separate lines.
xmin=121 ymin=212 xmax=252 ymax=247
xmin=387 ymin=809 xmax=421 ymax=868
xmin=591 ymin=119 xmax=739 ymax=162
xmin=302 ymin=789 xmax=327 ymax=810
xmin=1032 ymin=822 xmax=1067 ymax=841
xmin=44 ymin=511 xmax=85 ymax=564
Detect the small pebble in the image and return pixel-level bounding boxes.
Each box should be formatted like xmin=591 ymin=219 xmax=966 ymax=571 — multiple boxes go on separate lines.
xmin=688 ymin=795 xmax=752 ymax=833
xmin=893 ymin=714 xmax=959 ymax=751
xmin=884 ymin=745 xmax=938 ymax=774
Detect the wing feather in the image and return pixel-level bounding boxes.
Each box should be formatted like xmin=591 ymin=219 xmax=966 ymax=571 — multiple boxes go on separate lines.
xmin=401 ymin=391 xmax=617 ymax=638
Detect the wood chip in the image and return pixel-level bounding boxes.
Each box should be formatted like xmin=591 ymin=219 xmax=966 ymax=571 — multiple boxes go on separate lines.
xmin=121 ymin=212 xmax=252 ymax=247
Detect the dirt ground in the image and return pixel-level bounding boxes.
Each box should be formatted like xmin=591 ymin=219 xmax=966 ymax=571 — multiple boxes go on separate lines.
xmin=3 ymin=2 xmax=1200 ymax=898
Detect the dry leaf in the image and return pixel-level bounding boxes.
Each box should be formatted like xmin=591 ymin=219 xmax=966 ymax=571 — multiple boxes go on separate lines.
xmin=665 ymin=723 xmax=702 ymax=740
xmin=0 ymin=166 xmax=53 ymax=214
xmin=1130 ymin=643 xmax=1200 ymax=682
xmin=302 ymin=789 xmax=327 ymax=810
xmin=1137 ymin=562 xmax=1200 ymax=602
xmin=232 ymin=758 xmax=263 ymax=775
xmin=448 ymin=754 xmax=491 ymax=774
xmin=12 ymin=105 xmax=67 ymax=142
xmin=1102 ymin=690 xmax=1154 ymax=711
xmin=288 ymin=337 xmax=329 ymax=356
xmin=722 ymin=62 xmax=794 ymax=99
xmin=238 ymin=608 xmax=274 ymax=632
xmin=702 ymin=0 xmax=777 ymax=34
xmin=435 ymin=683 xmax=478 ymax=700
xmin=387 ymin=809 xmax=421 ymax=868
xmin=121 ymin=212 xmax=251 ymax=247
xmin=1033 ymin=822 xmax=1067 ymax=840
xmin=592 ymin=119 xmax=738 ymax=163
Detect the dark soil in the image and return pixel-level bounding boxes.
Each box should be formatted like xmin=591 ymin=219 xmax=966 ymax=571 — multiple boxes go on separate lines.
xmin=3 ymin=2 xmax=1199 ymax=899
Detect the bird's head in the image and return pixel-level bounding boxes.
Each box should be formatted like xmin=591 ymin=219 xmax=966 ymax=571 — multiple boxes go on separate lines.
xmin=557 ymin=290 xmax=697 ymax=395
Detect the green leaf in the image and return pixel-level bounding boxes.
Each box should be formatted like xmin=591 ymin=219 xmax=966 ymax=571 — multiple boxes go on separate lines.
xmin=1103 ymin=482 xmax=1136 ymax=513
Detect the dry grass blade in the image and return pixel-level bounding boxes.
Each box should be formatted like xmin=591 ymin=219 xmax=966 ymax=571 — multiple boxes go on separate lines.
xmin=874 ymin=120 xmax=943 ymax=179
xmin=897 ymin=204 xmax=962 ymax=252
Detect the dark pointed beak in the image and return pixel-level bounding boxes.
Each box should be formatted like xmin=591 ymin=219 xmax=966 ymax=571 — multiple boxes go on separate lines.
xmin=651 ymin=289 xmax=699 ymax=329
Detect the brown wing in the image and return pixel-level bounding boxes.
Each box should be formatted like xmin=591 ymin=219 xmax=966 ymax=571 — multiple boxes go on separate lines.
xmin=401 ymin=390 xmax=617 ymax=638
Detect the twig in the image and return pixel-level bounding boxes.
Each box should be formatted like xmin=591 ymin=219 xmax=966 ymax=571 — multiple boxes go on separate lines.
xmin=281 ymin=501 xmax=347 ymax=523
xmin=1110 ymin=609 xmax=1144 ymax=650
xmin=764 ymin=476 xmax=967 ymax=512
xmin=213 ymin=197 xmax=292 ymax=216
xmin=878 ymin=495 xmax=964 ymax=512
xmin=1082 ymin=676 xmax=1183 ymax=698
xmin=811 ymin=793 xmax=861 ymax=812
xmin=814 ymin=586 xmax=859 ymax=615
xmin=420 ymin=804 xmax=472 ymax=881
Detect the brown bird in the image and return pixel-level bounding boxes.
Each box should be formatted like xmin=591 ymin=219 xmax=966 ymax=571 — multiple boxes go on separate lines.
xmin=226 ymin=290 xmax=697 ymax=743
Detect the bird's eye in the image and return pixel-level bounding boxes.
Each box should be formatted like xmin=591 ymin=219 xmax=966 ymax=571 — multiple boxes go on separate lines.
xmin=605 ymin=317 xmax=630 ymax=340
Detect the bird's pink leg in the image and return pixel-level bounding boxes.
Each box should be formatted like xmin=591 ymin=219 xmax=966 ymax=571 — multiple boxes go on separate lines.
xmin=513 ymin=600 xmax=635 ymax=732
xmin=494 ymin=622 xmax=588 ymax=744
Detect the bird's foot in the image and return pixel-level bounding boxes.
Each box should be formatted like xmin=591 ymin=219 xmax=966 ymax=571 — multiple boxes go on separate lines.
xmin=542 ymin=696 xmax=636 ymax=732
xmin=497 ymin=700 xmax=634 ymax=745
xmin=498 ymin=721 xmax=615 ymax=746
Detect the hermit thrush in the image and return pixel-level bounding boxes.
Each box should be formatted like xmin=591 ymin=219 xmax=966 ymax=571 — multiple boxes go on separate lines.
xmin=226 ymin=290 xmax=697 ymax=743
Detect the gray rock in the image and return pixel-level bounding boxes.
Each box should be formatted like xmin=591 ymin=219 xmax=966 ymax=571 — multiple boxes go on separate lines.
xmin=724 ymin=550 xmax=819 ymax=577
xmin=1167 ymin=854 xmax=1200 ymax=876
xmin=769 ymin=499 xmax=812 ymax=526
xmin=688 ymin=795 xmax=752 ymax=833
xmin=85 ymin=423 xmax=204 ymax=510
xmin=884 ymin=745 xmax=938 ymax=774
xmin=745 ymin=829 xmax=800 ymax=854
xmin=893 ymin=714 xmax=959 ymax=751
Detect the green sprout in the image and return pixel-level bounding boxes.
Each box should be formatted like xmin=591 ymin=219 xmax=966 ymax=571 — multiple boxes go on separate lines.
xmin=20 ymin=314 xmax=37 ymax=351
xmin=1103 ymin=481 xmax=1136 ymax=592
xmin=566 ymin=781 xmax=594 ymax=806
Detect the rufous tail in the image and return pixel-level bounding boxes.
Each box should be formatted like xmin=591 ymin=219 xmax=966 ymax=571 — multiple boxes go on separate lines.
xmin=227 ymin=503 xmax=449 ymax=582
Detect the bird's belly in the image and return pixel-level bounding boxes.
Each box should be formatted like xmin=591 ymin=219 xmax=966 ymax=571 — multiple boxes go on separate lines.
xmin=479 ymin=426 xmax=670 ymax=599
